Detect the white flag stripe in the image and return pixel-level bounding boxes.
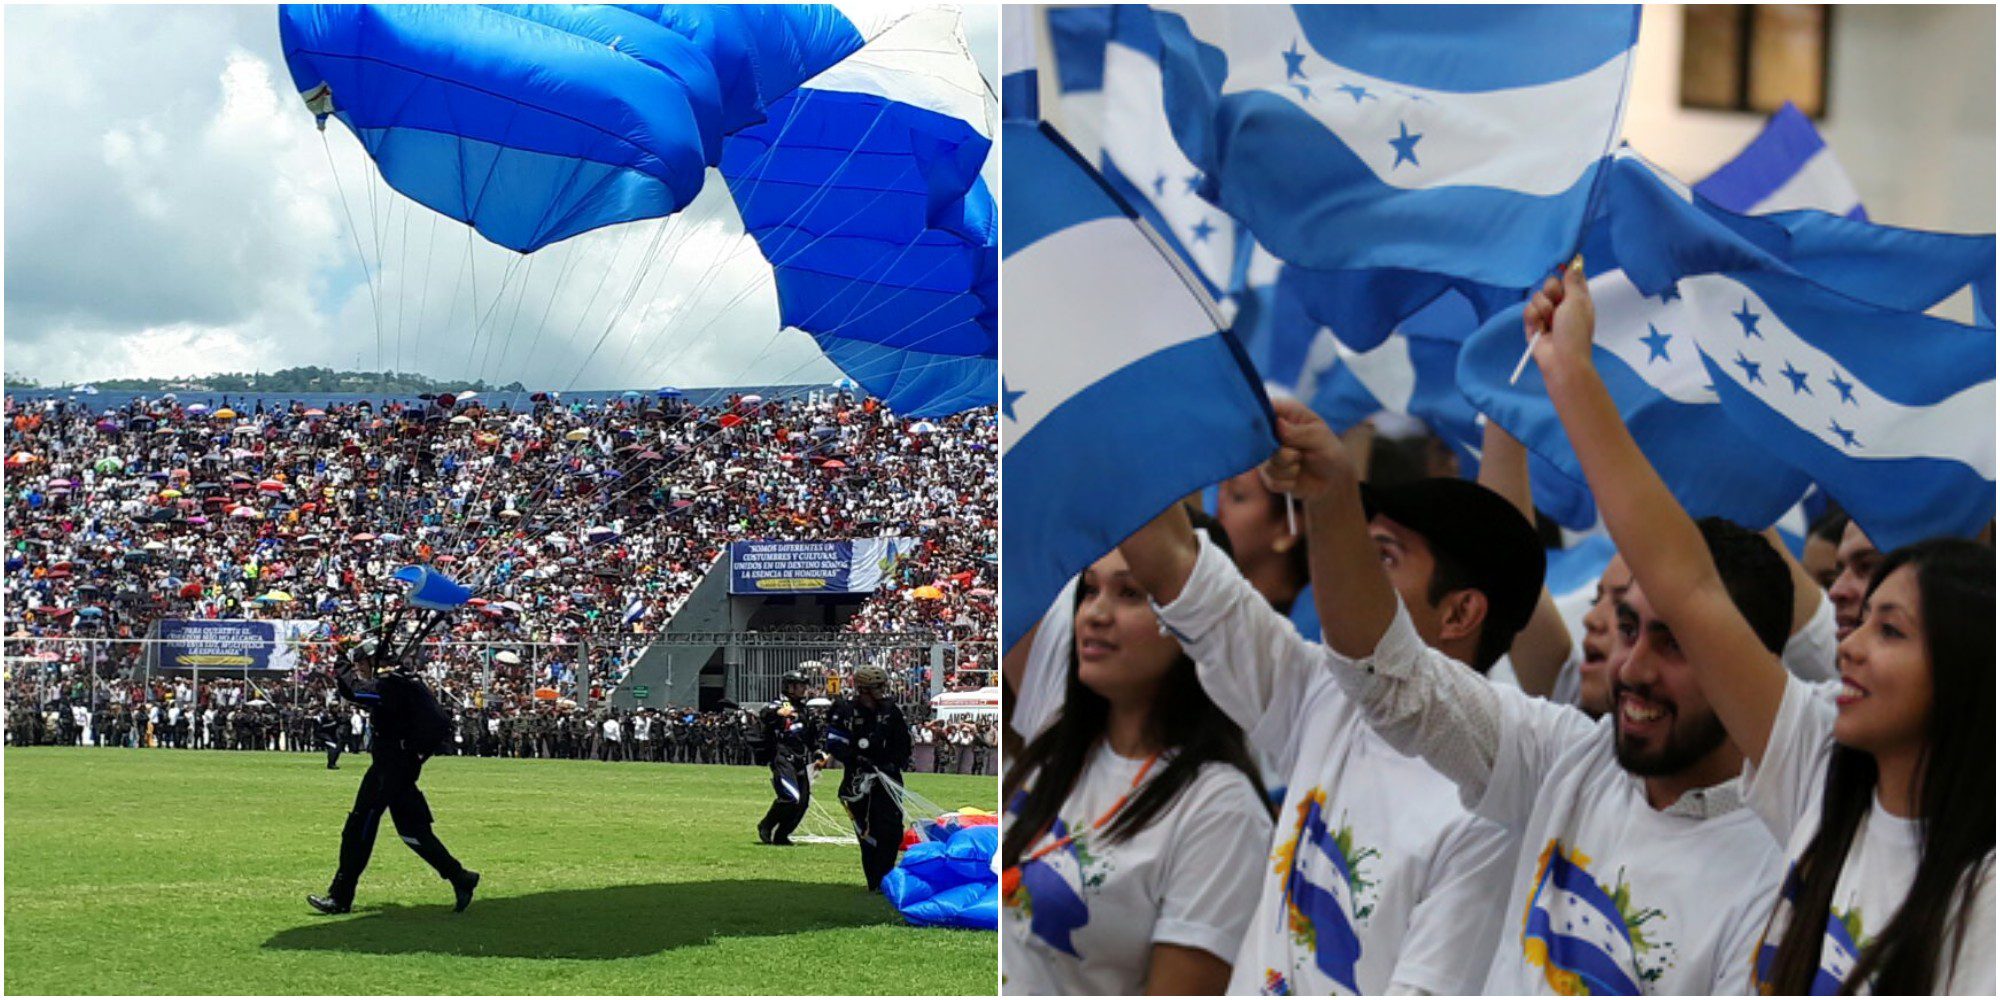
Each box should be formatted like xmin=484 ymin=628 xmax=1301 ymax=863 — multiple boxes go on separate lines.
xmin=1593 ymin=270 xmax=1720 ymax=405
xmin=1693 ymin=275 xmax=1997 ymax=477
xmin=1337 ymin=335 xmax=1418 ymax=415
xmin=1186 ymin=9 xmax=1630 ymax=196
xmin=1103 ymin=40 xmax=1235 ymax=286
xmin=1002 ymin=216 xmax=1224 ymax=447
xmin=1542 ymin=885 xmax=1642 ymax=977
xmin=1746 ymin=145 xmax=1863 ymax=217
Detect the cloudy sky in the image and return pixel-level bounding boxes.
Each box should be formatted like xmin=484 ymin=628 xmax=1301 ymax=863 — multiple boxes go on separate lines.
xmin=4 ymin=4 xmax=999 ymax=390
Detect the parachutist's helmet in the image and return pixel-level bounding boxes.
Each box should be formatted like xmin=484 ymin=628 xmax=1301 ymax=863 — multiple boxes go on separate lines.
xmin=853 ymin=665 xmax=889 ymax=694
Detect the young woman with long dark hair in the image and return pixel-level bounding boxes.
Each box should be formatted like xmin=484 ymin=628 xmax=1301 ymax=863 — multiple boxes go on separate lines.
xmin=1000 ymin=513 xmax=1272 ymax=995
xmin=1528 ymin=264 xmax=1995 ymax=994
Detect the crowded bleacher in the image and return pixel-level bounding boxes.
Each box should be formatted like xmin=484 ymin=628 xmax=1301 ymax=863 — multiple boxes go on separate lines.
xmin=3 ymin=389 xmax=996 ymax=771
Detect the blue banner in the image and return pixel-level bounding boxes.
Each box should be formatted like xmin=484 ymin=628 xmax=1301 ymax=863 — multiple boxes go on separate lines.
xmin=728 ymin=539 xmax=917 ymax=595
xmin=151 ymin=619 xmax=321 ymax=672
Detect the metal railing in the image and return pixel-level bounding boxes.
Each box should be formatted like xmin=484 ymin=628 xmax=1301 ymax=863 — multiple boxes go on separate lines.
xmin=2 ymin=634 xmax=995 ymax=717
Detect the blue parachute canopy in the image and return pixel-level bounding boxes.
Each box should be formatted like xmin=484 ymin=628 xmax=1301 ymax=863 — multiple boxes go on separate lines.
xmin=391 ymin=565 xmax=473 ymax=611
xmin=882 ymin=822 xmax=997 ymax=930
xmin=280 ymin=4 xmax=995 ymax=417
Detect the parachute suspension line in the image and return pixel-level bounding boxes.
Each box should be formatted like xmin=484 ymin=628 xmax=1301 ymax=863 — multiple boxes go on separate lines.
xmin=608 ymin=195 xmax=743 ymax=380
xmin=463 ymin=227 xmax=485 ymax=374
xmin=434 ymin=226 xmax=475 ymax=381
xmin=432 ymin=220 xmax=667 ymax=559
xmin=431 ymin=219 xmax=643 ymax=556
xmin=362 ymin=152 xmax=399 ymax=390
xmin=412 ymin=212 xmax=441 ymax=380
xmin=395 ymin=189 xmax=414 ymax=379
xmin=514 ymin=238 xmax=584 ymax=379
xmin=482 ymin=252 xmax=537 ymax=383
xmin=561 ymin=216 xmax=676 ymax=390
xmin=463 ymin=252 xmax=526 ymax=376
xmin=321 ymin=130 xmax=385 ymax=392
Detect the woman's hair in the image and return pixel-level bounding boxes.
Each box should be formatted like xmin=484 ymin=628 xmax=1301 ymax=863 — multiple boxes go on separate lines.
xmin=1762 ymin=537 xmax=1994 ymax=994
xmin=1001 ymin=513 xmax=1270 ymax=869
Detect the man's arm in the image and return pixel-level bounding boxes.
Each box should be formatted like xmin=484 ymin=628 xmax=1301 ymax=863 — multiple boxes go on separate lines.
xmin=1528 ymin=263 xmax=1786 ymax=764
xmin=1476 ymin=421 xmax=1572 ymax=698
xmin=1264 ymin=398 xmax=1587 ymax=820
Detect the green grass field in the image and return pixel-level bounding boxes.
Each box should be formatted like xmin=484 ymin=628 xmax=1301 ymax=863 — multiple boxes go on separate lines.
xmin=4 ymin=748 xmax=997 ymax=995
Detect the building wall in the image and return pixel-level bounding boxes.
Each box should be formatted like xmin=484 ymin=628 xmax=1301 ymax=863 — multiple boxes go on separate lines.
xmin=1624 ymin=4 xmax=1995 ymax=233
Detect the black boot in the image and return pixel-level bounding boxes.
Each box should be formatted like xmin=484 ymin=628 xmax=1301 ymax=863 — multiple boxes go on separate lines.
xmin=450 ymin=869 xmax=480 ymax=913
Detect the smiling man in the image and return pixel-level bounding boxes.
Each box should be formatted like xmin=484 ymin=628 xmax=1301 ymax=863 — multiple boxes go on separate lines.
xmin=1262 ymin=395 xmax=1789 ymax=995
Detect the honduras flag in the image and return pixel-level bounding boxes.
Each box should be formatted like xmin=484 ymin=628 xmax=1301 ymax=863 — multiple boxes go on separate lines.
xmin=1046 ymin=6 xmax=1244 ymax=299
xmin=1580 ymin=151 xmax=1994 ymax=549
xmin=1460 ymin=173 xmax=1817 ymax=531
xmin=1696 ymin=101 xmax=1866 ymax=220
xmin=1522 ymin=842 xmax=1645 ymax=995
xmin=1128 ymin=4 xmax=1639 ymax=348
xmin=1686 ymin=270 xmax=1994 ymax=551
xmin=1000 ymin=118 xmax=1275 ymax=648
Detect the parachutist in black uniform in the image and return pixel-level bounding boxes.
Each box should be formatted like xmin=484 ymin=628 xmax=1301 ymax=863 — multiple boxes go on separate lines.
xmin=317 ymin=710 xmax=344 ymax=769
xmin=755 ymin=671 xmax=820 ymax=846
xmin=308 ymin=640 xmax=480 ymax=915
xmin=826 ymin=666 xmax=911 ymax=892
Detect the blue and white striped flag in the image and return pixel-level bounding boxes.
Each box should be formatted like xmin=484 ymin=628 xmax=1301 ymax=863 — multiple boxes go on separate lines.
xmin=1001 ymin=118 xmax=1276 ymax=648
xmin=1045 ymin=6 xmax=1244 ymax=298
xmin=1130 ymin=4 xmax=1640 ymax=347
xmin=1461 ymin=156 xmax=1817 ymax=531
xmin=1696 ymin=101 xmax=1866 ymax=220
xmin=1687 ymin=276 xmax=1995 ymax=552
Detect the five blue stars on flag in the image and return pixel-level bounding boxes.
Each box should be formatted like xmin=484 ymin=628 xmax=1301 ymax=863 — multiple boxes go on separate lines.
xmin=1724 ymin=298 xmax=1866 ymax=450
xmin=1279 ymin=39 xmax=1418 ymax=168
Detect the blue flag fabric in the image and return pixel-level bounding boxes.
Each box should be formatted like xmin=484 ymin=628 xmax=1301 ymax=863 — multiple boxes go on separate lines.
xmin=1695 ymin=101 xmax=1866 ymax=220
xmin=1469 ymin=150 xmax=1994 ymax=548
xmin=1460 ymin=180 xmax=1817 ymax=530
xmin=1689 ymin=272 xmax=1995 ymax=551
xmin=1126 ymin=4 xmax=1639 ymax=348
xmin=1001 ymin=120 xmax=1276 ymax=648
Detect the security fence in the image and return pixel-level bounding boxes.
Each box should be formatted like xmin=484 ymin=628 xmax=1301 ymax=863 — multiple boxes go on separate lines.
xmin=3 ymin=632 xmax=995 ymax=720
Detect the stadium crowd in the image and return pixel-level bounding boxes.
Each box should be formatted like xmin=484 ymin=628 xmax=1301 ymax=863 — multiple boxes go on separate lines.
xmin=2 ymin=388 xmax=997 ymax=772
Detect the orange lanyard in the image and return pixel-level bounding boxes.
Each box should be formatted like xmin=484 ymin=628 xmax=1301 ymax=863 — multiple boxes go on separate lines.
xmin=1003 ymin=750 xmax=1161 ymax=893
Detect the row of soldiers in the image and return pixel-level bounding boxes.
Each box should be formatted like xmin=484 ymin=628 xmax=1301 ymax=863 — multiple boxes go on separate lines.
xmin=448 ymin=707 xmax=759 ymax=764
xmin=6 ymin=700 xmax=348 ymax=752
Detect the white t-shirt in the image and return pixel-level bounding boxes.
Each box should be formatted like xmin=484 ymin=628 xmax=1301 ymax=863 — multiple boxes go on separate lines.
xmin=1003 ymin=743 xmax=1272 ymax=996
xmin=1780 ymin=593 xmax=1839 ymax=684
xmin=1159 ymin=535 xmax=1516 ymax=996
xmin=1744 ymin=676 xmax=1996 ymax=994
xmin=1334 ymin=601 xmax=1788 ymax=995
xmin=1010 ymin=577 xmax=1076 ymax=744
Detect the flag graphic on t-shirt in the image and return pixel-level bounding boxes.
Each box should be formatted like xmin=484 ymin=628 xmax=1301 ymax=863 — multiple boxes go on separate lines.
xmin=1271 ymin=788 xmax=1365 ymax=994
xmin=1753 ymin=864 xmax=1863 ymax=994
xmin=1522 ymin=840 xmax=1666 ymax=994
xmin=1009 ymin=817 xmax=1092 ymax=958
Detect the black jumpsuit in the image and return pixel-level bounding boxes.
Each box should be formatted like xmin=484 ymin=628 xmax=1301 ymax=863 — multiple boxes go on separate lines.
xmin=826 ymin=696 xmax=911 ymax=891
xmin=756 ymin=695 xmax=820 ymax=844
xmin=325 ymin=666 xmax=466 ymax=906
xmin=317 ymin=712 xmax=344 ymax=769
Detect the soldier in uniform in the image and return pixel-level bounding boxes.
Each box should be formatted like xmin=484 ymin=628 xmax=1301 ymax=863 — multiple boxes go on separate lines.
xmin=825 ymin=665 xmax=911 ymax=892
xmin=308 ymin=638 xmax=479 ymax=915
xmin=754 ymin=671 xmax=821 ymax=846
xmin=318 ymin=708 xmax=345 ymax=769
